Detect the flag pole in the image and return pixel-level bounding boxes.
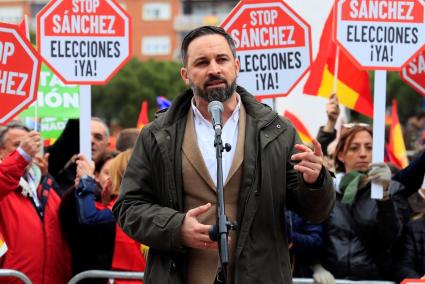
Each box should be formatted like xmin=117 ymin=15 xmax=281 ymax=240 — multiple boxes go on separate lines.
xmin=21 ymin=15 xmax=39 ymax=131
xmin=333 ymin=46 xmax=340 ymax=95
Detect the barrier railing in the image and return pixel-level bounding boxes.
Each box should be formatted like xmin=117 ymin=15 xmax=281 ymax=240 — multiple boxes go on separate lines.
xmin=68 ymin=270 xmax=144 ymax=284
xmin=293 ymin=278 xmax=396 ymax=284
xmin=0 ymin=269 xmax=32 ymax=284
xmin=67 ymin=271 xmax=398 ymax=284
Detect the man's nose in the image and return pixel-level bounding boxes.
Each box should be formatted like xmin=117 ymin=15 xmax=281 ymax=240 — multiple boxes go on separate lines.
xmin=207 ymin=60 xmax=221 ymax=75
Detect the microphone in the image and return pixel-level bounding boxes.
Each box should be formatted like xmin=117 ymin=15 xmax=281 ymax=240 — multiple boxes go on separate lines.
xmin=208 ymin=101 xmax=224 ymax=131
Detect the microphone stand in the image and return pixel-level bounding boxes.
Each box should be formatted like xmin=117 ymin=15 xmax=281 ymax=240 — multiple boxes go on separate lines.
xmin=209 ymin=125 xmax=235 ymax=284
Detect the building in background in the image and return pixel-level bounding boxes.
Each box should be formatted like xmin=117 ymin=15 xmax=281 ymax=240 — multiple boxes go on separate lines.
xmin=0 ymin=0 xmax=31 ymax=24
xmin=0 ymin=0 xmax=237 ymax=61
xmin=174 ymin=0 xmax=238 ymax=44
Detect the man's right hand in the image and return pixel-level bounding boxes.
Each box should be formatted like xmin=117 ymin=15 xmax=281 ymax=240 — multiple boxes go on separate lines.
xmin=19 ymin=131 xmax=41 ymax=158
xmin=180 ymin=203 xmax=217 ymax=250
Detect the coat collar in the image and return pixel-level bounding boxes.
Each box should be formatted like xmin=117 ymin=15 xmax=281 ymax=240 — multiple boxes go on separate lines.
xmin=153 ymin=86 xmax=280 ymax=131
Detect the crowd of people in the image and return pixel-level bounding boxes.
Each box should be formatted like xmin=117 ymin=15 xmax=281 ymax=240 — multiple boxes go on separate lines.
xmin=0 ymin=25 xmax=424 ymax=284
xmin=0 ymin=118 xmax=145 ymax=284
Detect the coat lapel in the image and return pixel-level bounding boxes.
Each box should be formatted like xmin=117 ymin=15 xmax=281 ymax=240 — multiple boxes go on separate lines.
xmin=182 ymin=110 xmax=216 ymax=192
xmin=225 ymin=103 xmax=246 ymax=185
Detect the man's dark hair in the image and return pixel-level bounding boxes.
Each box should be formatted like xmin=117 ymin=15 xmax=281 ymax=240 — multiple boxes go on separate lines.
xmin=116 ymin=128 xmax=140 ymax=152
xmin=0 ymin=121 xmax=30 ymax=148
xmin=181 ymin=25 xmax=237 ymax=66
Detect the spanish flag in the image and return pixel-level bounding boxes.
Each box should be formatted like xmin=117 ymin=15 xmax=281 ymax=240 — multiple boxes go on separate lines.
xmin=303 ymin=6 xmax=373 ymax=118
xmin=137 ymin=100 xmax=149 ymax=129
xmin=387 ymin=100 xmax=409 ymax=169
xmin=0 ymin=232 xmax=7 ymax=257
xmin=284 ymin=110 xmax=313 ymax=145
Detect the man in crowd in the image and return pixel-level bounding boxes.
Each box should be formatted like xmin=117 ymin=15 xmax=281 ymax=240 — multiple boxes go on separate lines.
xmin=91 ymin=117 xmax=110 ymax=165
xmin=47 ymin=117 xmax=111 ymax=194
xmin=0 ymin=121 xmax=71 ymax=283
xmin=113 ymin=26 xmax=335 ymax=284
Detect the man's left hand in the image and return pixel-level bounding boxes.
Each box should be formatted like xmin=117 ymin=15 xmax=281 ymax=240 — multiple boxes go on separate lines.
xmin=291 ymin=139 xmax=324 ymax=184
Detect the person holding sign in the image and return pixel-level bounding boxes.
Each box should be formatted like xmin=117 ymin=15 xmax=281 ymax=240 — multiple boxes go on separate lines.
xmin=113 ymin=26 xmax=335 ymax=284
xmin=0 ymin=121 xmax=71 ymax=283
xmin=321 ymin=124 xmax=408 ymax=280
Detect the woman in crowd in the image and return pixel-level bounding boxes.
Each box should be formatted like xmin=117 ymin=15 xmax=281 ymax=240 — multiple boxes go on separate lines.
xmin=74 ymin=149 xmax=146 ymax=283
xmin=59 ymin=152 xmax=118 ymax=283
xmin=320 ymin=124 xmax=408 ymax=280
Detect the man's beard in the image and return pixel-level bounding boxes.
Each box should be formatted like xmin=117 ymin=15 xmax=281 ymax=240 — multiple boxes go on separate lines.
xmin=191 ymin=75 xmax=237 ymax=103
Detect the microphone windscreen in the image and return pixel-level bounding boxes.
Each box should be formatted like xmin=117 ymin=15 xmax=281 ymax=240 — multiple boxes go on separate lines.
xmin=208 ymin=101 xmax=224 ymax=114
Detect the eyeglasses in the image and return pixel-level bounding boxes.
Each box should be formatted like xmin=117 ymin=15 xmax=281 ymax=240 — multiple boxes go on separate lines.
xmin=342 ymin=123 xmax=370 ymax=129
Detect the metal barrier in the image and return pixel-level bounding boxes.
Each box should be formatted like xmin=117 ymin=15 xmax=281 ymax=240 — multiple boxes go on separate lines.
xmin=0 ymin=269 xmax=32 ymax=284
xmin=68 ymin=270 xmax=144 ymax=284
xmin=67 ymin=271 xmax=398 ymax=284
xmin=293 ymin=278 xmax=396 ymax=284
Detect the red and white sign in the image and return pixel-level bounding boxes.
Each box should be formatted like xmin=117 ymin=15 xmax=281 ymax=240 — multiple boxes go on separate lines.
xmin=37 ymin=0 xmax=131 ymax=85
xmin=336 ymin=0 xmax=425 ymax=70
xmin=401 ymin=48 xmax=425 ymax=96
xmin=0 ymin=22 xmax=41 ymax=125
xmin=221 ymin=0 xmax=312 ymax=98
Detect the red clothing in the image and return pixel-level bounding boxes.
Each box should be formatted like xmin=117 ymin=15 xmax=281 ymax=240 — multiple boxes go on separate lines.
xmin=0 ymin=150 xmax=71 ymax=284
xmin=0 ymin=150 xmax=28 ymax=196
xmin=96 ymin=200 xmax=146 ymax=284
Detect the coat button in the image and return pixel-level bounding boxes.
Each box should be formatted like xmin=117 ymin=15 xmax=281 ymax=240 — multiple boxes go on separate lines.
xmin=166 ymin=136 xmax=170 ymax=140
xmin=265 ymin=134 xmax=269 ymax=138
xmin=276 ymin=124 xmax=281 ymax=129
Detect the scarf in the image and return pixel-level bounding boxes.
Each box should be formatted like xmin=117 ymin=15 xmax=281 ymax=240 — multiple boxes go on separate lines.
xmin=339 ymin=171 xmax=368 ymax=205
xmin=19 ymin=164 xmax=42 ymax=202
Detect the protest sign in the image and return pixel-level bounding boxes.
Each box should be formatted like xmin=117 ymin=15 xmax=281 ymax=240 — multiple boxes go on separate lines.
xmin=336 ymin=0 xmax=425 ymax=70
xmin=0 ymin=22 xmax=41 ymax=124
xmin=20 ymin=64 xmax=80 ymax=143
xmin=221 ymin=0 xmax=312 ymax=98
xmin=401 ymin=48 xmax=425 ymax=96
xmin=37 ymin=0 xmax=131 ymax=84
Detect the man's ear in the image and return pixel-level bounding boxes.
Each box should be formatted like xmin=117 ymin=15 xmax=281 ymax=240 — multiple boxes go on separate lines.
xmin=180 ymin=67 xmax=189 ymax=86
xmin=235 ymin=57 xmax=240 ymax=75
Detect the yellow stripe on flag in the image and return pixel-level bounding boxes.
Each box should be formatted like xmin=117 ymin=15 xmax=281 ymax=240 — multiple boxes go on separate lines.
xmin=392 ymin=124 xmax=409 ymax=168
xmin=298 ymin=132 xmax=313 ymax=145
xmin=317 ymin=65 xmax=360 ymax=109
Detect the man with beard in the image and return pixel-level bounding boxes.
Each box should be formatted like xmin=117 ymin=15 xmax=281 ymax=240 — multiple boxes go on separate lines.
xmin=113 ymin=26 xmax=335 ymax=284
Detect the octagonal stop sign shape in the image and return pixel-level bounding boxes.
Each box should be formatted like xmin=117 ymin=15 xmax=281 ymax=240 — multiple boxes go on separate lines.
xmin=37 ymin=0 xmax=131 ymax=85
xmin=336 ymin=0 xmax=425 ymax=70
xmin=401 ymin=48 xmax=425 ymax=96
xmin=221 ymin=0 xmax=312 ymax=98
xmin=0 ymin=23 xmax=41 ymax=124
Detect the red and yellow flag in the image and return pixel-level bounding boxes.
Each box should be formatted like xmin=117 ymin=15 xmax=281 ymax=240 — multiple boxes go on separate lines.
xmin=0 ymin=232 xmax=7 ymax=257
xmin=303 ymin=6 xmax=373 ymax=118
xmin=284 ymin=110 xmax=313 ymax=145
xmin=387 ymin=100 xmax=408 ymax=169
xmin=137 ymin=100 xmax=149 ymax=129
